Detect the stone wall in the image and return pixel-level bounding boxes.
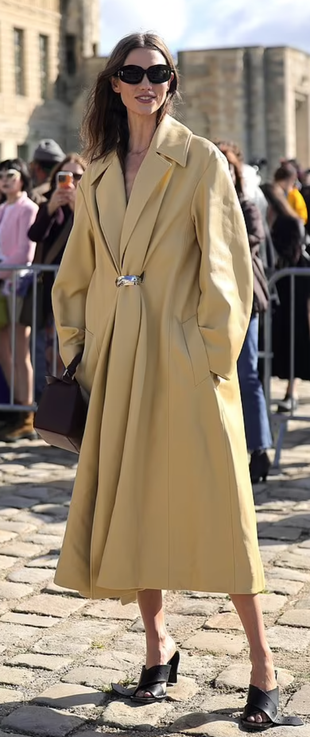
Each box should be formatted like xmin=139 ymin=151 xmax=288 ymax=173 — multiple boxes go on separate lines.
xmin=178 ymin=47 xmax=247 ymax=153
xmin=0 ymin=0 xmax=64 ymax=158
xmin=179 ymin=45 xmax=310 ymax=175
xmin=0 ymin=0 xmax=100 ymax=160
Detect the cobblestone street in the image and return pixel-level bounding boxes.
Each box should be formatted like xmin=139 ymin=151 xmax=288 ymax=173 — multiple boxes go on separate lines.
xmin=0 ymin=378 xmax=310 ymax=736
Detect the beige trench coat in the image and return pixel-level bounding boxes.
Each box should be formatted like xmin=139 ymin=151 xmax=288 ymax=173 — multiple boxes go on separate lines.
xmin=52 ymin=114 xmax=264 ymax=603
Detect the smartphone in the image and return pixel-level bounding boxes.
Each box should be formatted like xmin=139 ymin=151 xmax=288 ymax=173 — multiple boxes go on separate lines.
xmin=56 ymin=171 xmax=73 ymax=189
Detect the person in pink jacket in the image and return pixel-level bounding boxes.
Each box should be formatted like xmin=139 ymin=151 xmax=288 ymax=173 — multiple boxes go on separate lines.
xmin=0 ymin=158 xmax=38 ymax=441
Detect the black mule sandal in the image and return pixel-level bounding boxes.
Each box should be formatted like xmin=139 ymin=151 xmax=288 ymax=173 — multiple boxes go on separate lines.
xmin=111 ymin=650 xmax=180 ymax=700
xmin=240 ymin=684 xmax=303 ymax=731
xmin=130 ymin=663 xmax=171 ymax=703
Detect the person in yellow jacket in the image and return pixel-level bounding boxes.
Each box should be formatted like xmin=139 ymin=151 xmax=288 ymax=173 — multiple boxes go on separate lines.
xmin=288 ymin=186 xmax=308 ymax=223
xmin=276 ymin=161 xmax=308 ymax=224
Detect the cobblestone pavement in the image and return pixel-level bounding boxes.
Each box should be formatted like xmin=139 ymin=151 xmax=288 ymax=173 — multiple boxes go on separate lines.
xmin=0 ymin=379 xmax=310 ymax=736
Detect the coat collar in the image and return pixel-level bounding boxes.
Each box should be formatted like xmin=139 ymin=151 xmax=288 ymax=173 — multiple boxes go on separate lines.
xmin=88 ymin=115 xmax=193 ymax=271
xmin=89 ymin=115 xmax=192 ymax=185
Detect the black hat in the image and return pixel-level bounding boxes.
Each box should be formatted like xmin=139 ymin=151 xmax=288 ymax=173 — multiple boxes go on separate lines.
xmin=33 ymin=139 xmax=65 ymax=164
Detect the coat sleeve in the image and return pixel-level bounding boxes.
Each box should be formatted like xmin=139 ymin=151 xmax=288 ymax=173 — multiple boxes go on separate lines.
xmin=191 ymin=153 xmax=253 ymax=380
xmin=52 ymin=184 xmax=95 ymax=368
xmin=28 ymin=202 xmax=54 ymax=242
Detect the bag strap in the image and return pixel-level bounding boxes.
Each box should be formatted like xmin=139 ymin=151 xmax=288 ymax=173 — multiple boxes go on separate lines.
xmin=43 ymin=215 xmax=73 ymax=266
xmin=63 ymin=351 xmax=84 ymax=380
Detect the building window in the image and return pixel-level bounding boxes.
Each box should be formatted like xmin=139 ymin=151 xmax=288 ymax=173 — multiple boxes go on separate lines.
xmin=17 ymin=143 xmax=29 ymax=161
xmin=14 ymin=28 xmax=25 ymax=96
xmin=65 ymin=34 xmax=77 ymax=75
xmin=39 ymin=34 xmax=49 ymax=98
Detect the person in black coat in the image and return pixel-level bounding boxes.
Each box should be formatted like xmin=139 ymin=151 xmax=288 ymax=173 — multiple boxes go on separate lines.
xmin=28 ymin=153 xmax=85 ymax=376
xmin=271 ymin=215 xmax=310 ymax=409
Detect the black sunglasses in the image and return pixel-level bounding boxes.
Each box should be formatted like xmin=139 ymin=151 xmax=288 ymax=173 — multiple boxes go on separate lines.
xmin=117 ymin=64 xmax=172 ymax=85
xmin=63 ymin=172 xmax=82 ymax=181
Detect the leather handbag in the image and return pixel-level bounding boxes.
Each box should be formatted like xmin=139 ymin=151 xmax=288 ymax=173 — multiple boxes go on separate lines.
xmin=34 ymin=352 xmax=88 ymax=453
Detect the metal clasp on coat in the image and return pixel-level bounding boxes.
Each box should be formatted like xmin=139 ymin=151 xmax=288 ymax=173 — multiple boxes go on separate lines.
xmin=115 ymin=273 xmax=144 ymax=287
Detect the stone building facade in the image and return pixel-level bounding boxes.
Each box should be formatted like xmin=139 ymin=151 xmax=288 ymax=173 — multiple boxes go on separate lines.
xmin=0 ymin=0 xmax=101 ymax=160
xmin=178 ymin=45 xmax=310 ymax=174
xmin=0 ymin=4 xmax=309 ymax=175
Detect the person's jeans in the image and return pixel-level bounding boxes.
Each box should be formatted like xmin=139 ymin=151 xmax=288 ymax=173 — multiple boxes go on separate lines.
xmin=238 ymin=314 xmax=272 ymax=452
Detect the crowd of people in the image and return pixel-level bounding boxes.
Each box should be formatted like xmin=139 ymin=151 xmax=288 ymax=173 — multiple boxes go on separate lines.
xmin=0 ymin=140 xmax=85 ymax=441
xmin=212 ymin=143 xmax=310 ymax=481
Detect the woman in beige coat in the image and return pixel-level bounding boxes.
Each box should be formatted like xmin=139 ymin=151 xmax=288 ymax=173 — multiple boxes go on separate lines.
xmin=52 ymin=33 xmax=301 ymax=731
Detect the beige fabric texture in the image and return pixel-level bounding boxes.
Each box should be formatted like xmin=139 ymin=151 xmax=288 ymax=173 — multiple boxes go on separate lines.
xmin=52 ymin=115 xmax=264 ymax=603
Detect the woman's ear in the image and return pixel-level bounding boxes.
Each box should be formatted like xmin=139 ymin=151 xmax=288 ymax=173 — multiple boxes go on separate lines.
xmin=168 ymin=72 xmax=174 ymax=93
xmin=111 ymin=77 xmax=121 ymax=94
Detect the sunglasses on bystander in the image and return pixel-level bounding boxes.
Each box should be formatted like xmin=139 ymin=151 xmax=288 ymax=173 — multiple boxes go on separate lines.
xmin=0 ymin=169 xmax=22 ymax=181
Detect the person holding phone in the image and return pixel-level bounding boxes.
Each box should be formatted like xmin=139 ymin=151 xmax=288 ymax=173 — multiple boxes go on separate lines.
xmin=27 ymin=154 xmax=86 ymax=381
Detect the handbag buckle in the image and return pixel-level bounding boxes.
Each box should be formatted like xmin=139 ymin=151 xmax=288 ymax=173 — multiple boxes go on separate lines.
xmin=62 ymin=368 xmax=75 ymax=383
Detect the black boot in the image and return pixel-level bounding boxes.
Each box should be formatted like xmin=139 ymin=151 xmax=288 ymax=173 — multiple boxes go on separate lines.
xmin=250 ymin=450 xmax=271 ymax=484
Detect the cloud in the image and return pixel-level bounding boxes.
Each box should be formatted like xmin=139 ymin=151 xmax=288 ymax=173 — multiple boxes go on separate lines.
xmin=100 ymin=0 xmax=310 ymax=55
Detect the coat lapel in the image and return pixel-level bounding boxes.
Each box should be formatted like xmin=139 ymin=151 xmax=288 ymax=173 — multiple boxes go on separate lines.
xmin=119 ymin=152 xmax=173 ymax=267
xmin=119 ymin=116 xmax=192 ymax=268
xmin=89 ymin=116 xmax=192 ymax=272
xmin=92 ymin=154 xmax=127 ymax=271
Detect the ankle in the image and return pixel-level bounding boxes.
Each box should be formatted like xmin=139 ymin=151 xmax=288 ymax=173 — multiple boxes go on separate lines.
xmin=250 ymin=646 xmax=274 ymax=667
xmin=145 ymin=634 xmax=175 ymax=667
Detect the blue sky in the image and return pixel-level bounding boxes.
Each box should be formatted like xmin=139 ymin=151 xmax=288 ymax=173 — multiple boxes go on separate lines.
xmin=99 ymin=0 xmax=310 ymax=56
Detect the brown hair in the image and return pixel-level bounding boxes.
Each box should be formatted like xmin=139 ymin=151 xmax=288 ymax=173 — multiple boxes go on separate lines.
xmin=274 ymin=163 xmax=297 ymax=183
xmin=213 ymin=139 xmax=244 ymax=162
xmin=49 ymin=153 xmax=86 ymax=190
xmin=81 ymin=32 xmax=180 ymax=165
xmin=216 ymin=144 xmax=244 ymax=196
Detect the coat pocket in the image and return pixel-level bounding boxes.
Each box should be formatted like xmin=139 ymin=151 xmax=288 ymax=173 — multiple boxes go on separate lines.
xmin=182 ymin=315 xmax=211 ymax=386
xmin=75 ymin=328 xmax=99 ymax=394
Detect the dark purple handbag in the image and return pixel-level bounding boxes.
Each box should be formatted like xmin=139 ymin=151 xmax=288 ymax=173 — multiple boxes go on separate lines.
xmin=34 ymin=352 xmax=88 ymax=453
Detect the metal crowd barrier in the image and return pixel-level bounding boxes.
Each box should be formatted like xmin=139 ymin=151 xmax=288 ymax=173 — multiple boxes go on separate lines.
xmin=0 ymin=263 xmax=58 ymax=413
xmin=263 ymin=267 xmax=310 ymax=466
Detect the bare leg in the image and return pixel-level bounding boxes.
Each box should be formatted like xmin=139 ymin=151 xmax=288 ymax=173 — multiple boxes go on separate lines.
xmin=231 ymin=593 xmax=276 ymax=725
xmin=0 ymin=327 xmax=15 ymax=395
xmin=14 ymin=325 xmax=33 ymax=405
xmin=286 ymin=378 xmax=297 ymax=398
xmin=136 ymin=589 xmax=176 ymax=698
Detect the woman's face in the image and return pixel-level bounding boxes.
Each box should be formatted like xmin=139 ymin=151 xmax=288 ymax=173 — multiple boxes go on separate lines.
xmin=112 ymin=47 xmax=174 ymax=120
xmin=0 ymin=168 xmax=23 ymax=197
xmin=61 ymin=160 xmax=84 ymax=189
